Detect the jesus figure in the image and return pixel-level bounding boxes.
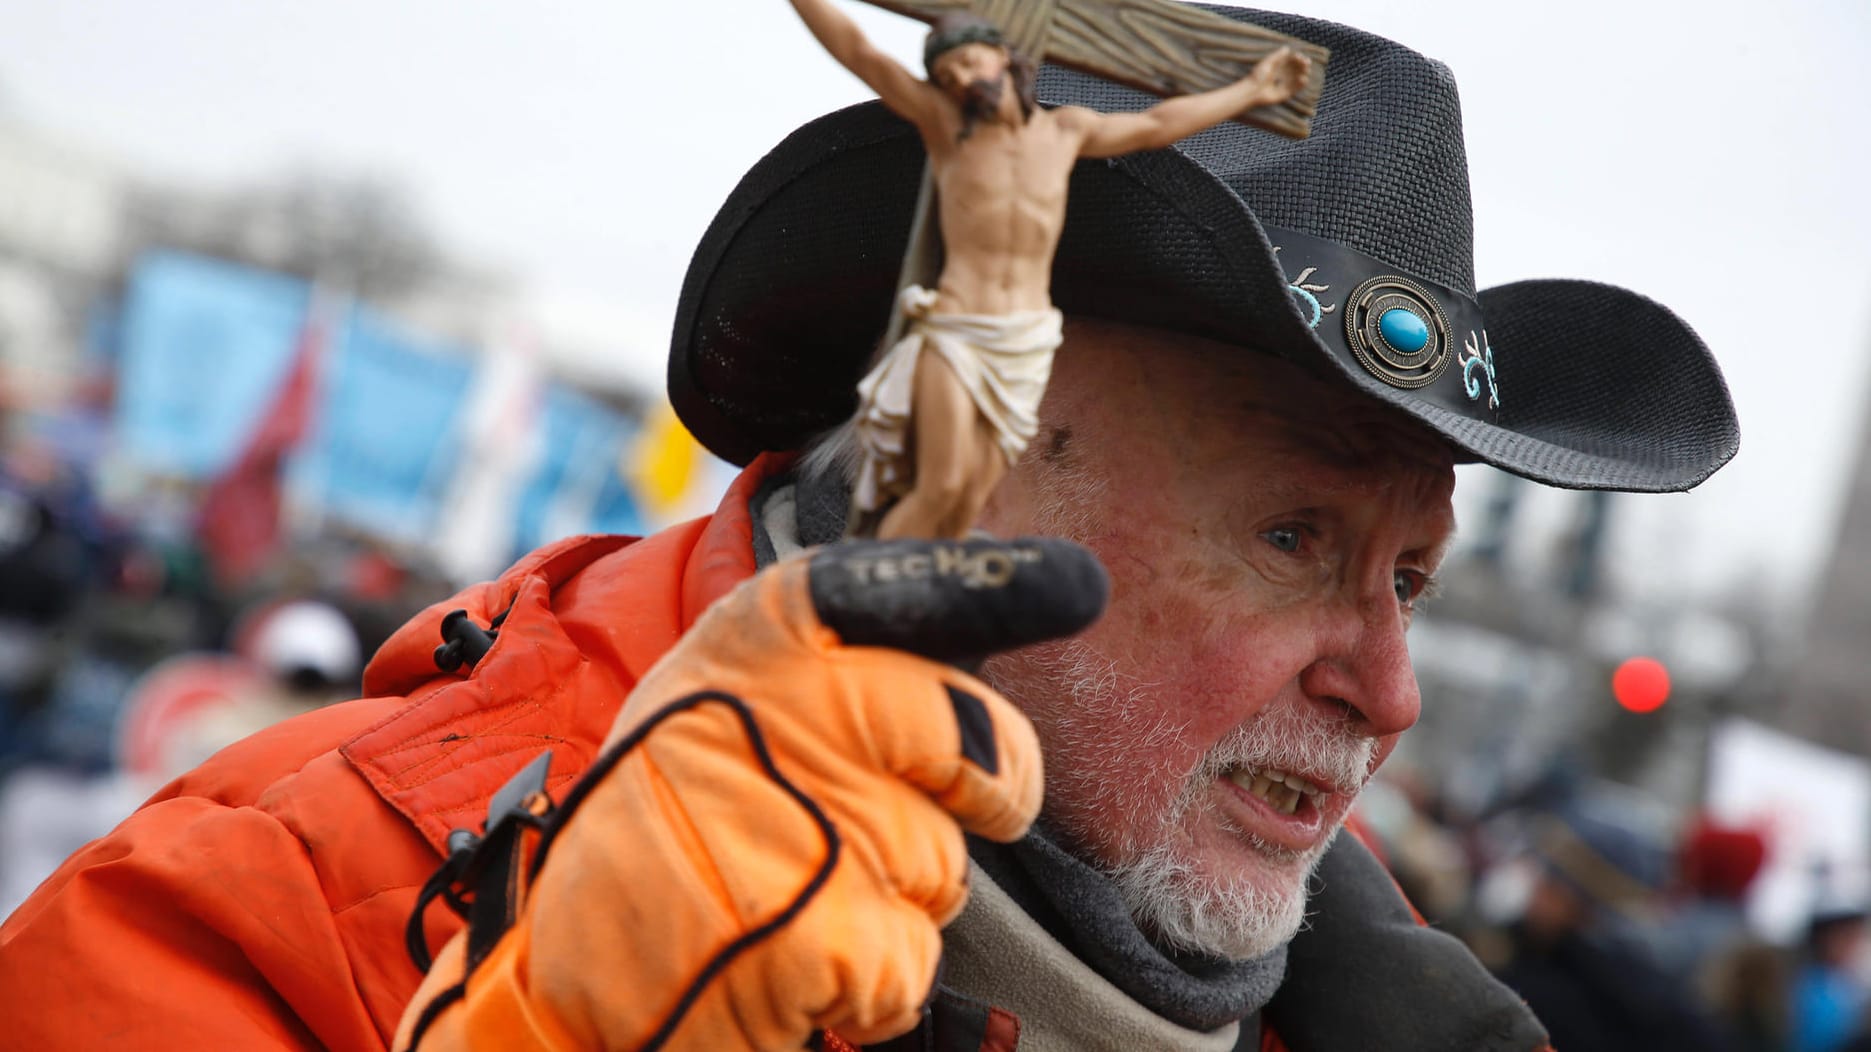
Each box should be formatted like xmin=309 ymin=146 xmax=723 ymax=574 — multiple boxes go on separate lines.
xmin=789 ymin=0 xmax=1311 ymax=540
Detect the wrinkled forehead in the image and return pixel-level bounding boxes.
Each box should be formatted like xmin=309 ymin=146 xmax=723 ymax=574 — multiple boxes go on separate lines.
xmin=1265 ymin=397 xmax=1457 ymax=482
xmin=1221 ymin=367 xmax=1461 ymax=526
xmin=1051 ymin=316 xmax=1459 ymax=513
xmin=1173 ymin=335 xmax=1457 ymax=483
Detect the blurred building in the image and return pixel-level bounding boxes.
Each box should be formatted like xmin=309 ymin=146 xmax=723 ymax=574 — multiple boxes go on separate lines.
xmin=1781 ymin=350 xmax=1871 ymax=757
xmin=1402 ymin=474 xmax=1767 ymax=818
xmin=0 ymin=118 xmax=126 ymax=410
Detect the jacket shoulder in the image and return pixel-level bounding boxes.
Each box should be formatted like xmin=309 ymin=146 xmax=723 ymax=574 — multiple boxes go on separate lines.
xmin=0 ymin=492 xmax=772 ymax=1050
xmin=344 ymin=522 xmax=716 ymax=852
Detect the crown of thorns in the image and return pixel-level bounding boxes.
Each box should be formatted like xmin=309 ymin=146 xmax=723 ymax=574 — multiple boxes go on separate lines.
xmin=923 ymin=18 xmax=1007 ymax=76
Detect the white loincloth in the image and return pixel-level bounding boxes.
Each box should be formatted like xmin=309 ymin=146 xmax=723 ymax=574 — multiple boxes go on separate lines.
xmin=852 ymin=286 xmax=1064 ymax=514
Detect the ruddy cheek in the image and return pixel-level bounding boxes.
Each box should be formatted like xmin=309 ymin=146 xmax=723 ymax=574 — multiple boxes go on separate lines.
xmin=1169 ymin=661 xmax=1265 ymax=737
xmin=1086 ymin=588 xmax=1209 ymax=680
xmin=1185 ymin=618 xmax=1316 ymax=726
xmin=1112 ymin=622 xmax=1262 ymax=739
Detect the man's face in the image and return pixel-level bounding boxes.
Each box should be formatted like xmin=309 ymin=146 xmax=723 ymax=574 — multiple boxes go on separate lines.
xmin=978 ymin=319 xmax=1457 ymax=959
xmin=931 ymin=42 xmax=1011 ymax=117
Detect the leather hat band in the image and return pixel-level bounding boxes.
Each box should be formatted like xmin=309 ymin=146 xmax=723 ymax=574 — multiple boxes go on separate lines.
xmin=1267 ymin=226 xmax=1499 ymax=423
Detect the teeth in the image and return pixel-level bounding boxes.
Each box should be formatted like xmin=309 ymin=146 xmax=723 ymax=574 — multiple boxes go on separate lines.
xmin=1245 ymin=767 xmax=1325 ymax=797
xmin=1227 ymin=767 xmax=1320 ymax=814
xmin=1275 ymin=785 xmax=1300 ymax=814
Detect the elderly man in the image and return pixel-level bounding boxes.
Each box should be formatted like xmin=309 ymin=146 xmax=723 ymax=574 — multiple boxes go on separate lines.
xmin=0 ymin=7 xmax=1736 ymax=1052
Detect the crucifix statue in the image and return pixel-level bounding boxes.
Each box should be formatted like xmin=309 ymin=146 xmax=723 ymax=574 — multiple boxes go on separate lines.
xmin=785 ymin=0 xmax=1329 ymax=541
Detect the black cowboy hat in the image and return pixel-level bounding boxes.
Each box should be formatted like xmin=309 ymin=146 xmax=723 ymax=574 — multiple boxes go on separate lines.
xmin=668 ymin=5 xmax=1738 ymax=491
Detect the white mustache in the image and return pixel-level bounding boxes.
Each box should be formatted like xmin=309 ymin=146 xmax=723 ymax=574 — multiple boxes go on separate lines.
xmin=1191 ymin=701 xmax=1376 ymax=797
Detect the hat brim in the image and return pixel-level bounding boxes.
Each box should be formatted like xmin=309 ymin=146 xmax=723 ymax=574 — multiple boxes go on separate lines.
xmin=671 ymin=101 xmax=1737 ymax=491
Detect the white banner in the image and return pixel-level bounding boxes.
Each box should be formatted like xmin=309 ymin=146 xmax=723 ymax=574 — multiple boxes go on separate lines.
xmin=1705 ymin=717 xmax=1871 ymax=942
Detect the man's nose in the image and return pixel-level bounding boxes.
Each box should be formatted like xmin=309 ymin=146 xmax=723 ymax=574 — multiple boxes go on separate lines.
xmin=1297 ymin=592 xmax=1421 ymax=738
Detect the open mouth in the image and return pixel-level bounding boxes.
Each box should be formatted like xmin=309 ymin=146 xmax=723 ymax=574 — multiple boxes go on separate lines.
xmin=1225 ymin=765 xmax=1326 ymax=817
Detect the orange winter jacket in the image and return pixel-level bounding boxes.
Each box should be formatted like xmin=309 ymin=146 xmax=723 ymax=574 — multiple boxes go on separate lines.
xmin=0 ymin=456 xmax=1292 ymax=1051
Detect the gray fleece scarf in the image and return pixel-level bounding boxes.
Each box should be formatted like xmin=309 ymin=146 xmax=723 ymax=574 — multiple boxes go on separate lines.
xmin=969 ymin=826 xmax=1286 ymax=1032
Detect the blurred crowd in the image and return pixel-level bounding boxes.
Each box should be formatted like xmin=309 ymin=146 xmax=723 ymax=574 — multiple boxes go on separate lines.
xmin=0 ymin=288 xmax=1860 ymax=1050
xmin=7 ymin=388 xmax=1871 ymax=1052
xmin=1362 ymin=760 xmax=1871 ymax=1052
xmin=0 ymin=423 xmax=456 ymax=915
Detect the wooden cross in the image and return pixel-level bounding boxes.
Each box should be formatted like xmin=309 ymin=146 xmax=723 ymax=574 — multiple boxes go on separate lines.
xmin=858 ymin=0 xmax=1331 ymax=342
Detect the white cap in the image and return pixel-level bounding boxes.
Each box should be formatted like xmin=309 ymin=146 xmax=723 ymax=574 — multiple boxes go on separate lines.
xmin=249 ymin=600 xmax=361 ymax=686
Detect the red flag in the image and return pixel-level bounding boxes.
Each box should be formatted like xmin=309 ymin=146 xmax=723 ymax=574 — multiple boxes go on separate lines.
xmin=196 ymin=300 xmax=332 ymax=585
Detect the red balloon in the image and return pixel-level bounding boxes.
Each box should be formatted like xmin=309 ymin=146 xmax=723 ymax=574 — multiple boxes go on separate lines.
xmin=1613 ymin=656 xmax=1671 ymax=713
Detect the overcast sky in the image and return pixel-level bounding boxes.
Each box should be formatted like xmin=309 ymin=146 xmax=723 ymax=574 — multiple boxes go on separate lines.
xmin=1 ymin=0 xmax=1866 ymax=615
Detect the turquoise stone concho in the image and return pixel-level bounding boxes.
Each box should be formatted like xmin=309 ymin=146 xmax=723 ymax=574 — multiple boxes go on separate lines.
xmin=1265 ymin=226 xmax=1497 ymax=424
xmin=1344 ymin=275 xmax=1453 ymax=390
xmin=1379 ymin=308 xmax=1430 ymax=353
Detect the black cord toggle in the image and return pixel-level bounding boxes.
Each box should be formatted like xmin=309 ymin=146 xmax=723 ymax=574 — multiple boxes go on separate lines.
xmin=432 ymin=604 xmax=513 ymax=674
xmin=403 ymin=752 xmax=555 ymax=974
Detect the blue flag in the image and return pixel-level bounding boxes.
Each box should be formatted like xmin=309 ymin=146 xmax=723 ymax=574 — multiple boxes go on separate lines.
xmin=114 ymin=253 xmax=309 ymax=478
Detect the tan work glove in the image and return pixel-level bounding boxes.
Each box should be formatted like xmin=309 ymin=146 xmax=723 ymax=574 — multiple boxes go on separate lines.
xmin=395 ymin=537 xmax=1107 ymax=1051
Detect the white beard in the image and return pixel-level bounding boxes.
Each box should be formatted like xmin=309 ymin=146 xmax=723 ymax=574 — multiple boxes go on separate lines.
xmin=988 ymin=635 xmax=1374 ymax=961
xmin=1108 ymin=808 xmax=1339 ymax=960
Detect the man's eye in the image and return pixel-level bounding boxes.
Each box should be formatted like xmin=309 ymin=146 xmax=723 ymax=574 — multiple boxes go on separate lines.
xmin=1263 ymin=527 xmax=1302 ymax=553
xmin=1394 ymin=571 xmax=1422 ymax=605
